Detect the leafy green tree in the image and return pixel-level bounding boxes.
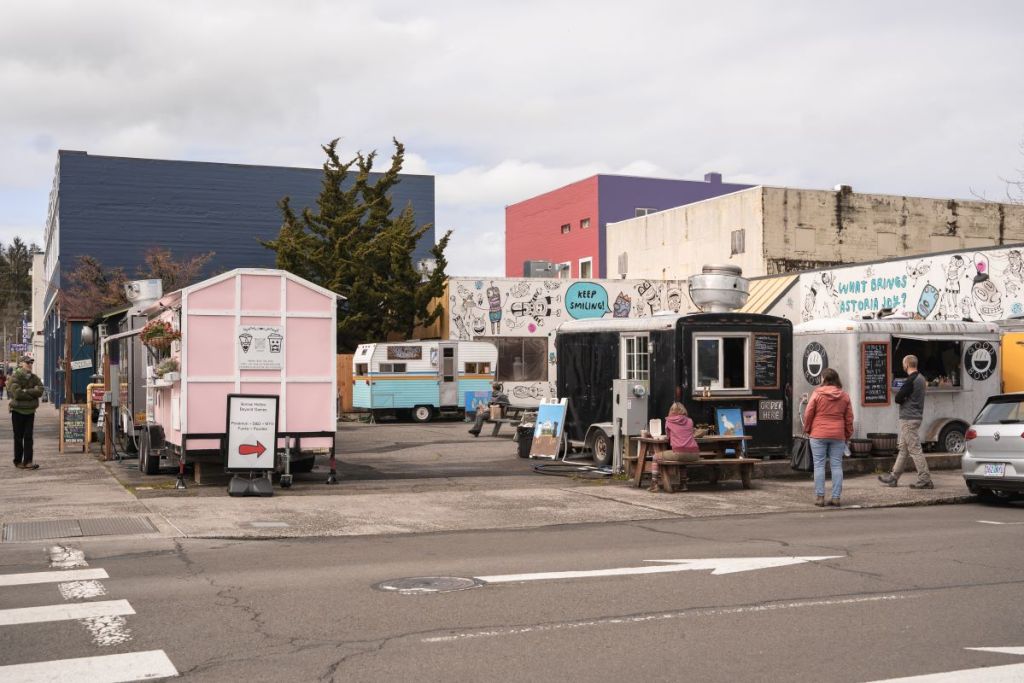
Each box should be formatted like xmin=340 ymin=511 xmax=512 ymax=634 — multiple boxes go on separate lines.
xmin=263 ymin=138 xmax=450 ymax=352
xmin=0 ymin=238 xmax=38 ymax=360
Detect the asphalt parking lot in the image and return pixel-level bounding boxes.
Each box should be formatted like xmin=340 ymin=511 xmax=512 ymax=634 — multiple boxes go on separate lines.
xmin=110 ymin=417 xmax=557 ymax=497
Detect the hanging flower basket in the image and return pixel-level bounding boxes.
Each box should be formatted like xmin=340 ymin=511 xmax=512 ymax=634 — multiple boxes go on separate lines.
xmin=140 ymin=319 xmax=181 ymax=350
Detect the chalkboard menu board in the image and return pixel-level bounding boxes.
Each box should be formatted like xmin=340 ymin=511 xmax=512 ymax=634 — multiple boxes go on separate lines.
xmin=862 ymin=342 xmax=891 ymax=406
xmin=61 ymin=404 xmax=87 ymax=452
xmin=753 ymin=333 xmax=781 ymax=390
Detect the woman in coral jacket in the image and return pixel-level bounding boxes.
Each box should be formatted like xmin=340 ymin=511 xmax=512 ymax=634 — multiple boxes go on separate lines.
xmin=803 ymin=368 xmax=854 ymax=508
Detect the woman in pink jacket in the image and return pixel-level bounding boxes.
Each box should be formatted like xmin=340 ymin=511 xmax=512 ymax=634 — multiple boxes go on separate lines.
xmin=650 ymin=403 xmax=701 ymax=492
xmin=803 ymin=368 xmax=854 ymax=507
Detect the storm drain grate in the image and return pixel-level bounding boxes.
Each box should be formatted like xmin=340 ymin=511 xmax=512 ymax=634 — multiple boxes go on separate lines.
xmin=2 ymin=516 xmax=157 ymax=542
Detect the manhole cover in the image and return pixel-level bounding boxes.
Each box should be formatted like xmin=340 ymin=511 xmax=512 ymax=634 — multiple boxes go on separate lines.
xmin=375 ymin=576 xmax=481 ymax=594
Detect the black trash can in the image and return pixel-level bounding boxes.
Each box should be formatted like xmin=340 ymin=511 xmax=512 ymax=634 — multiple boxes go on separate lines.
xmin=516 ymin=424 xmax=533 ymax=458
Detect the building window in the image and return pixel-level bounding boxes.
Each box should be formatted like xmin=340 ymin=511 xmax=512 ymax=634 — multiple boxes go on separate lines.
xmin=693 ymin=334 xmax=749 ymax=391
xmin=560 ymin=223 xmax=571 ymax=234
xmin=379 ymin=363 xmax=407 ymax=373
xmin=579 ymin=257 xmax=593 ymax=279
xmin=581 ymin=218 xmax=591 ymax=229
xmin=730 ymin=229 xmax=745 ymax=255
xmin=479 ymin=337 xmax=548 ymax=381
xmin=355 ymin=363 xmax=368 ymax=375
xmin=635 ymin=207 xmax=656 ymax=217
xmin=463 ymin=362 xmax=492 ymax=375
xmin=558 ymin=262 xmax=572 ymax=279
xmin=622 ymin=335 xmax=650 ymax=381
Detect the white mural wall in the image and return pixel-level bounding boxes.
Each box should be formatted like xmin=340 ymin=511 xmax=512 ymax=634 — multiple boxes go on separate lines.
xmin=775 ymin=245 xmax=1024 ymax=323
xmin=446 ymin=277 xmax=692 ymax=403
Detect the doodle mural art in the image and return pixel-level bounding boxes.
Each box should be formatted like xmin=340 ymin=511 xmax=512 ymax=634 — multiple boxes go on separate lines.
xmin=446 ymin=277 xmax=692 ymax=341
xmin=789 ymin=245 xmax=1024 ymax=324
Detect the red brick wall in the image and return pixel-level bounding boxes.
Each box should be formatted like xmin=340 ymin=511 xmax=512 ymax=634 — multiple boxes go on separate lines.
xmin=505 ymin=176 xmax=600 ymax=277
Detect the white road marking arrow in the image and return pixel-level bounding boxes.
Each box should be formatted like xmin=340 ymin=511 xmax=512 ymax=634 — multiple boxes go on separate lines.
xmin=476 ymin=555 xmax=841 ymax=584
xmin=867 ymin=646 xmax=1024 ymax=682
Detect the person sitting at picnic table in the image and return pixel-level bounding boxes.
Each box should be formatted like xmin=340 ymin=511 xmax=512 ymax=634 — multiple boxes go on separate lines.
xmin=650 ymin=402 xmax=702 ymax=492
xmin=468 ymin=382 xmax=510 ymax=437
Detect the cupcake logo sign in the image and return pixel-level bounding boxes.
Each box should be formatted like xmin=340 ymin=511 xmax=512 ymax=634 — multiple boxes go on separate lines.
xmin=237 ymin=325 xmax=284 ymax=370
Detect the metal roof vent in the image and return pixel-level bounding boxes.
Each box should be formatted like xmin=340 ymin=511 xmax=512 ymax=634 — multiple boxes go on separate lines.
xmin=124 ymin=279 xmax=163 ymax=314
xmin=687 ymin=264 xmax=749 ymax=313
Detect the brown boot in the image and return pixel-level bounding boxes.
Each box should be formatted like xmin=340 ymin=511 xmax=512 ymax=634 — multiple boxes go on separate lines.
xmin=829 ymin=497 xmax=841 ymax=507
xmin=814 ymin=495 xmax=825 ymax=507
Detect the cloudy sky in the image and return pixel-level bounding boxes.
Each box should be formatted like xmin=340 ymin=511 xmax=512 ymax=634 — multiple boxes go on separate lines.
xmin=2 ymin=1 xmax=1023 ymax=276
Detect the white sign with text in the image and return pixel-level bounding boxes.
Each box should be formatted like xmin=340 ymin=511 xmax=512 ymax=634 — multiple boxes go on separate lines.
xmin=237 ymin=325 xmax=284 ymax=370
xmin=226 ymin=394 xmax=278 ymax=470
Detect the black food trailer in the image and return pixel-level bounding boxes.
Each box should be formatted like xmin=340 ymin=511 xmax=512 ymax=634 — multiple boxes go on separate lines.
xmin=555 ymin=311 xmax=793 ymax=466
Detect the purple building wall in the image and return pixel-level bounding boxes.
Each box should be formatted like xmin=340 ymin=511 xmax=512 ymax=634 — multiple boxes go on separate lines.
xmin=597 ymin=173 xmax=753 ymax=277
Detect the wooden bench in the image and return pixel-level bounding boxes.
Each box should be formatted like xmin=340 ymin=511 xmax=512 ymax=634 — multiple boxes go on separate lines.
xmin=482 ymin=417 xmax=521 ymax=437
xmin=657 ymin=458 xmax=759 ymax=493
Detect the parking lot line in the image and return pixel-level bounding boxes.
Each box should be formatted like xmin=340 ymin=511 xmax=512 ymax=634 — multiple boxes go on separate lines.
xmin=0 ymin=569 xmax=108 ymax=587
xmin=0 ymin=650 xmax=178 ymax=682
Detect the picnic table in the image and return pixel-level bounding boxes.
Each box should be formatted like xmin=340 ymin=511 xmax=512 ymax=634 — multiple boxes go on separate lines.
xmin=627 ymin=435 xmax=758 ymax=493
xmin=475 ymin=406 xmax=536 ymax=438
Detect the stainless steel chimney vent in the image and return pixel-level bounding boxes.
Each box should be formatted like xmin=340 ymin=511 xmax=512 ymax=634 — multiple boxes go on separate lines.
xmin=687 ymin=264 xmax=749 ymax=312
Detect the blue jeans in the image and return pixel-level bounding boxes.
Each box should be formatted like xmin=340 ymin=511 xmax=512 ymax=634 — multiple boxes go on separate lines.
xmin=810 ymin=438 xmax=844 ymax=498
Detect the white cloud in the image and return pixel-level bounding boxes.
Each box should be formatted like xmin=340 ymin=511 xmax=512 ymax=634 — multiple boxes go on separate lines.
xmin=1 ymin=0 xmax=1023 ymax=278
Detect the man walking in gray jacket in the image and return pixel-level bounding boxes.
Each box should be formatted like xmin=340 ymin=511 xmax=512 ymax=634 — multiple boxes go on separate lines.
xmin=879 ymin=354 xmax=933 ymax=488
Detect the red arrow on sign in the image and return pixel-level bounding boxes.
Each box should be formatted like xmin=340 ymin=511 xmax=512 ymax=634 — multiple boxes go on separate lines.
xmin=238 ymin=441 xmax=267 ymax=457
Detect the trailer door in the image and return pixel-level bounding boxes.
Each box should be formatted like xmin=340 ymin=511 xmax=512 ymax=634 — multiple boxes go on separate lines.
xmin=439 ymin=343 xmax=458 ymax=406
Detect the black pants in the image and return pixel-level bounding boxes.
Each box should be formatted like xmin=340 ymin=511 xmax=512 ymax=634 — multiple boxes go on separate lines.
xmin=12 ymin=411 xmax=35 ymax=465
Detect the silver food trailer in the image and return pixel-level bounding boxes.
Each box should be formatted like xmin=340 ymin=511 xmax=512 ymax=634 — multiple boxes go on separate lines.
xmin=793 ymin=318 xmax=1002 ymax=453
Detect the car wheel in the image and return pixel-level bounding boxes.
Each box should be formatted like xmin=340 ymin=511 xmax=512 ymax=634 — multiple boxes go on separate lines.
xmin=590 ymin=430 xmax=612 ymax=468
xmin=412 ymin=405 xmax=434 ymax=423
xmin=938 ymin=423 xmax=966 ymax=454
xmin=139 ymin=429 xmax=159 ymax=475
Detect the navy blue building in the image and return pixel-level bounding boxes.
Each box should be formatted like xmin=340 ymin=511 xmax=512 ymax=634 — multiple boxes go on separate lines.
xmin=43 ymin=150 xmax=435 ymax=404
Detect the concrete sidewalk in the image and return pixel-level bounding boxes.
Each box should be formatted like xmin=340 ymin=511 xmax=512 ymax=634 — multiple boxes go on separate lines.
xmin=1 ymin=401 xmax=977 ymax=542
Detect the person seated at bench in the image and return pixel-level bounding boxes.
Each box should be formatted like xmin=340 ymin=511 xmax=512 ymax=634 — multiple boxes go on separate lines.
xmin=650 ymin=402 xmax=701 ymax=492
xmin=468 ymin=382 xmax=510 ymax=437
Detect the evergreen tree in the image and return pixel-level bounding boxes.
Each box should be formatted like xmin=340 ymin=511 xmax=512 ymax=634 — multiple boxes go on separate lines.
xmin=263 ymin=138 xmax=450 ymax=352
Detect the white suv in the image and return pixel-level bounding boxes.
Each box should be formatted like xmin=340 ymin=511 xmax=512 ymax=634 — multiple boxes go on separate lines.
xmin=962 ymin=393 xmax=1024 ymax=501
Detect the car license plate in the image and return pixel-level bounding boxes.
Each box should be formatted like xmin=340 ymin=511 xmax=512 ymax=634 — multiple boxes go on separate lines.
xmin=983 ymin=463 xmax=1005 ymax=477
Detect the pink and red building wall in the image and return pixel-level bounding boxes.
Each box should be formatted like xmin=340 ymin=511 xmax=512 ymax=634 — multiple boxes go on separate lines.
xmin=505 ymin=173 xmax=752 ymax=278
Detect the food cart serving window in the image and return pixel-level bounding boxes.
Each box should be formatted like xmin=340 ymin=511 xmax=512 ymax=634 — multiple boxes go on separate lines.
xmin=891 ymin=335 xmax=963 ymax=389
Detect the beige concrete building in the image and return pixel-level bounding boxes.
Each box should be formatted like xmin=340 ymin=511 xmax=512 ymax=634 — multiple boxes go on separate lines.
xmin=607 ymin=185 xmax=1024 ymax=280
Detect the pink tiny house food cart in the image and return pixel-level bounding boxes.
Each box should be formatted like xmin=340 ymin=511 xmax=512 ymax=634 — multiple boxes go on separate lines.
xmin=139 ymin=268 xmax=340 ymax=484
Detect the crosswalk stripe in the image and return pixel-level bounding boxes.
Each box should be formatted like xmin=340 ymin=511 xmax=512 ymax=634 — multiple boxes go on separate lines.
xmin=0 ymin=569 xmax=108 ymax=587
xmin=0 ymin=600 xmax=134 ymax=627
xmin=0 ymin=650 xmax=178 ymax=682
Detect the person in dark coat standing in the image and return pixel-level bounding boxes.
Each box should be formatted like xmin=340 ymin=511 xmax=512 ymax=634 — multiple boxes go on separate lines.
xmin=9 ymin=356 xmax=44 ymax=470
xmin=879 ymin=354 xmax=933 ymax=489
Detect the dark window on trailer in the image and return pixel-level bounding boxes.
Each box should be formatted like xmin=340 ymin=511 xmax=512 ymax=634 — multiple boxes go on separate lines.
xmin=892 ymin=338 xmax=962 ymax=388
xmin=464 ymin=362 xmax=492 ymax=374
xmin=479 ymin=337 xmax=547 ymax=381
xmin=355 ymin=363 xmax=368 ymax=375
xmin=694 ymin=334 xmax=749 ymax=391
xmin=379 ymin=363 xmax=407 ymax=373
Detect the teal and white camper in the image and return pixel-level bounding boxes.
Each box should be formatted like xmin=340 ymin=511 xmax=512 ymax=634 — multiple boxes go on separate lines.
xmin=352 ymin=341 xmax=498 ymax=422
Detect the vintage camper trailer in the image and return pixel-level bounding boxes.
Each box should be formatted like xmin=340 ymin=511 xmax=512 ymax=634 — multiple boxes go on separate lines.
xmin=352 ymin=340 xmax=498 ymax=422
xmin=556 ymin=312 xmax=794 ymax=466
xmin=793 ymin=318 xmax=1002 ymax=453
xmin=136 ymin=269 xmax=339 ymax=478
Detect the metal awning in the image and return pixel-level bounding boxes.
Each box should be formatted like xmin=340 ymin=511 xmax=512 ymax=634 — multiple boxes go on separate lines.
xmin=101 ymin=328 xmax=142 ymax=346
xmin=891 ymin=334 xmax=996 ymax=342
xmin=737 ymin=274 xmax=798 ymax=314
